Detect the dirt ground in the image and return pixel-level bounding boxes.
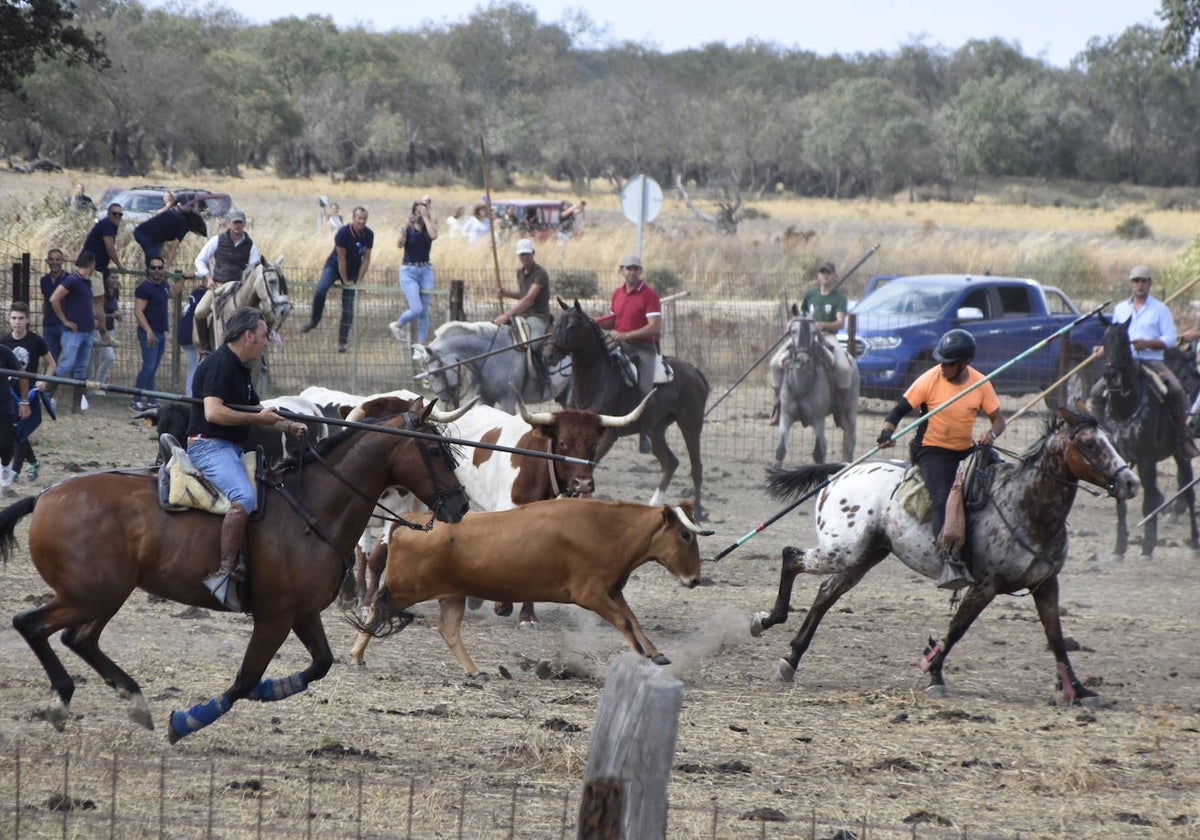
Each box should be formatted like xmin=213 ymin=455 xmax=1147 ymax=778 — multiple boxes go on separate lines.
xmin=0 ymin=394 xmax=1198 ymax=839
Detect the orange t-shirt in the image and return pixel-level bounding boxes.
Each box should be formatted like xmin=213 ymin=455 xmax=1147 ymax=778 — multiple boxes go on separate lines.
xmin=903 ymin=365 xmax=1000 ymax=451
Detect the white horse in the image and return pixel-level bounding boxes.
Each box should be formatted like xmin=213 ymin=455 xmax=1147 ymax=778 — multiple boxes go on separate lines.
xmin=194 ymin=258 xmax=292 ymax=383
xmin=751 ymin=408 xmax=1139 ymax=704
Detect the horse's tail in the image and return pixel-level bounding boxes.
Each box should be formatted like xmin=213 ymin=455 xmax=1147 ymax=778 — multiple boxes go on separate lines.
xmin=344 ymin=585 xmax=414 ymax=639
xmin=766 ymin=464 xmax=844 ymax=500
xmin=0 ymin=496 xmax=38 ymax=565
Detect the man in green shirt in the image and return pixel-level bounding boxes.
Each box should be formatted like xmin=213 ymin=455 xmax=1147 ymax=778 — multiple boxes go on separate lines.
xmin=769 ymin=261 xmax=850 ymax=425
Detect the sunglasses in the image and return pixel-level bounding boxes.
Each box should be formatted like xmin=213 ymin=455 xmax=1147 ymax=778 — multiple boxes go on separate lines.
xmin=621 ymin=265 xmax=642 ymax=271
xmin=110 ymin=211 xmax=123 ymax=217
xmin=149 ymin=265 xmax=165 ymax=270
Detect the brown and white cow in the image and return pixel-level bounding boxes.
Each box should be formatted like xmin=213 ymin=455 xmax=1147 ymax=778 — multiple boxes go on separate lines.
xmin=350 ymin=498 xmax=712 ymax=678
xmin=344 ymin=392 xmax=653 ymax=637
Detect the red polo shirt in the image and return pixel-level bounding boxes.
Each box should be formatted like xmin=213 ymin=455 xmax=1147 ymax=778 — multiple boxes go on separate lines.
xmin=605 ymin=281 xmax=661 ymax=343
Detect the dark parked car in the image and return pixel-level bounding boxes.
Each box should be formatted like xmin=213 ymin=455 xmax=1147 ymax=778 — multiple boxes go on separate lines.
xmin=841 ymin=274 xmax=1108 ymax=401
xmin=96 ymin=185 xmax=234 ymax=225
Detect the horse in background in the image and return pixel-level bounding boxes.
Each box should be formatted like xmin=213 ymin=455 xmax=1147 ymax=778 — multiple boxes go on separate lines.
xmin=771 ymin=314 xmax=860 ymax=468
xmin=753 ymin=408 xmax=1139 ymax=703
xmin=1095 ymin=319 xmax=1200 ymax=559
xmin=544 ymin=300 xmax=710 ymax=518
xmin=413 ymin=321 xmax=571 ymax=413
xmin=194 ymin=258 xmax=292 ymax=384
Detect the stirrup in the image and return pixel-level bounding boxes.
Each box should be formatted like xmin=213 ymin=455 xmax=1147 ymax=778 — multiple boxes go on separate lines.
xmin=204 ymin=559 xmax=247 ymax=611
xmin=936 ymin=559 xmax=974 ymax=591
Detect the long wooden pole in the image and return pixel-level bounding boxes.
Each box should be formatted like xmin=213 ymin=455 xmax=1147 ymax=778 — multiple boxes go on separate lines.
xmin=479 ymin=136 xmax=505 ymax=313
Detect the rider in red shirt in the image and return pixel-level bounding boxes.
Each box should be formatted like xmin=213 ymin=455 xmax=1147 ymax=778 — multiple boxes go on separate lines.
xmin=595 ymin=253 xmax=662 ymax=453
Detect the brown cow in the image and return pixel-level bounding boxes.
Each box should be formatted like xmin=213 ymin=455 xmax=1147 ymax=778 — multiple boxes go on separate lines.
xmin=349 ymin=498 xmax=712 ymax=678
xmin=347 ymin=392 xmax=652 ymax=630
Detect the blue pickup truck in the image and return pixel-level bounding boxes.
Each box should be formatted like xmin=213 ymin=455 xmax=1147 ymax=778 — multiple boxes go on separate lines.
xmin=840 ymin=274 xmax=1110 ymax=401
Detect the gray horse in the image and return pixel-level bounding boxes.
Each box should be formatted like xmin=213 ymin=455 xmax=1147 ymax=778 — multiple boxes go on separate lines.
xmin=413 ymin=321 xmax=571 ymax=413
xmin=771 ymin=315 xmax=860 ymax=467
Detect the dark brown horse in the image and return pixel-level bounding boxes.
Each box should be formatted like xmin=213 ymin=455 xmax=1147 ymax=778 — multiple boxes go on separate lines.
xmin=544 ymin=300 xmax=710 ymax=518
xmin=0 ymin=399 xmax=468 ymax=742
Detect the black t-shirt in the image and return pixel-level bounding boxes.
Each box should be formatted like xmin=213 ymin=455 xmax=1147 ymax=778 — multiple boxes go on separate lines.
xmin=0 ymin=344 xmax=22 ymax=416
xmin=134 ymin=210 xmax=190 ymax=245
xmin=187 ymin=344 xmax=259 ymax=446
xmin=0 ymin=332 xmax=49 ymax=373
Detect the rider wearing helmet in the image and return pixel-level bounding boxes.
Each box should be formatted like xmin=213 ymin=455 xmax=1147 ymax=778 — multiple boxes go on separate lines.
xmin=876 ymin=328 xmax=1006 ymax=589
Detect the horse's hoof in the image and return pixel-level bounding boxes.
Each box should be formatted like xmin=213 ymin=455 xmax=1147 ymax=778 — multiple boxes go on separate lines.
xmin=1139 ymin=554 xmax=1154 ymax=562
xmin=1110 ymin=553 xmax=1125 ymax=563
xmin=466 ymin=597 xmax=484 ymax=610
xmin=494 ymin=602 xmax=514 ymax=617
xmin=350 ymin=659 xmax=366 ymax=668
xmin=750 ymin=612 xmax=769 ymax=638
xmin=924 ymin=684 xmax=951 ymax=699
xmin=128 ymin=698 xmax=154 ymax=731
xmin=650 ymin=654 xmax=671 ymax=666
xmin=466 ymin=672 xmax=490 ymax=683
xmin=1075 ymin=694 xmax=1104 ymax=709
xmin=774 ymin=658 xmax=796 ymax=683
xmin=518 ymin=620 xmax=538 ymax=630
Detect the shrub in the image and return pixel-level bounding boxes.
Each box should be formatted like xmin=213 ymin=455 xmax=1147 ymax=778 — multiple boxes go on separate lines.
xmin=1114 ymin=215 xmax=1152 ymax=240
xmin=644 ymin=267 xmax=682 ymax=296
xmin=555 ymin=269 xmax=598 ymax=300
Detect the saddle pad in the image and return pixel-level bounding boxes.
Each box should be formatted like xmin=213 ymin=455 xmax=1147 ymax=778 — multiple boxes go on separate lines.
xmin=158 ymin=446 xmax=257 ymax=513
xmin=896 ymin=466 xmax=932 ymax=523
xmin=653 ymin=355 xmax=674 ymax=385
xmin=1139 ymin=363 xmax=1169 ymax=400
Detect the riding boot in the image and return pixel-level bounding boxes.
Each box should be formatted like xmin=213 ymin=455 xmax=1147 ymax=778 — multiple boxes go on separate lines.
xmin=936 ymin=549 xmax=974 ymax=590
xmin=194 ymin=317 xmax=214 ymax=358
xmin=205 ymin=502 xmax=249 ymax=611
xmin=1168 ymin=389 xmax=1200 ymax=458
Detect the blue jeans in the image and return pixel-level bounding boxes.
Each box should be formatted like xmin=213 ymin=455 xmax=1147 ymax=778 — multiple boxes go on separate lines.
xmin=396 ymin=264 xmax=435 ymax=342
xmin=42 ymin=322 xmax=63 ymax=364
xmin=187 ymin=437 xmax=256 ymax=512
xmin=183 ymin=345 xmax=199 ymax=396
xmin=309 ymin=265 xmax=357 ymax=346
xmin=58 ymin=329 xmax=94 ymax=380
xmin=136 ymin=329 xmax=166 ymax=396
xmin=133 ymin=229 xmax=163 ymax=266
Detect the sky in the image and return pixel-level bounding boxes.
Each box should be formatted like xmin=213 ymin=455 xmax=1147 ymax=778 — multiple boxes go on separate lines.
xmin=198 ymin=0 xmax=1167 ymax=67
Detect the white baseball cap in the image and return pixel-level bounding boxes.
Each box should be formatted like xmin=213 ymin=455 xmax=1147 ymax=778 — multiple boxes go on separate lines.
xmin=515 ymin=238 xmax=535 ymax=255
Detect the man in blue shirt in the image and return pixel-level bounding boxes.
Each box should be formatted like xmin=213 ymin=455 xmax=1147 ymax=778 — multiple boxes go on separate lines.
xmin=132 ymin=260 xmax=183 ymax=411
xmin=133 ymin=209 xmax=206 ymax=269
xmin=1091 ymin=265 xmax=1199 ymax=459
xmin=48 ymin=251 xmax=104 ymax=414
xmin=299 ymin=206 xmax=374 ymax=352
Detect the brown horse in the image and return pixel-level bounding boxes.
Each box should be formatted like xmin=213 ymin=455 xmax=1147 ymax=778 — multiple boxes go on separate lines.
xmin=0 ymin=399 xmax=468 ymax=742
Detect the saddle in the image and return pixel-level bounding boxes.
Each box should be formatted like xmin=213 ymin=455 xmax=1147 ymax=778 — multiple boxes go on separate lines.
xmin=157 ymin=434 xmax=260 ymax=514
xmin=607 ymin=344 xmax=639 ymax=389
xmin=895 ymin=447 xmax=1002 ymax=526
xmin=811 ymin=333 xmax=856 ymax=391
xmin=1137 ymin=361 xmax=1169 ymax=401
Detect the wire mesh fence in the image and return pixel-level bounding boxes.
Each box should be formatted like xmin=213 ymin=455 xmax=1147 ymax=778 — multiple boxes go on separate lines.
xmin=0 ymin=744 xmax=1056 ymax=839
xmin=0 ymin=253 xmax=1132 ymax=465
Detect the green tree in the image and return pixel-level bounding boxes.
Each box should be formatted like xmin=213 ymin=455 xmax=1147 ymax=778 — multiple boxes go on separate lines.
xmin=1161 ymin=0 xmax=1200 ymax=64
xmin=0 ymin=0 xmax=106 ymax=95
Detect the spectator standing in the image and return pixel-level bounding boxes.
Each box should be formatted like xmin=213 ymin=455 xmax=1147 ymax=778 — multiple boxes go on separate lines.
xmin=389 ymin=197 xmax=438 ymax=345
xmin=1 ymin=301 xmax=54 ymax=480
xmin=299 ymin=206 xmax=374 ymax=353
xmin=132 ymin=259 xmax=181 ymax=411
xmin=558 ymin=200 xmax=585 ymax=241
xmin=132 ymin=208 xmax=206 ymax=269
xmin=325 ymin=202 xmax=344 ymax=232
xmin=71 ymin=183 xmax=94 ymax=212
xmin=461 ymin=203 xmax=492 ymax=245
xmin=444 ymin=206 xmax=466 ymax=238
xmin=49 ymin=251 xmax=103 ymax=414
xmin=0 ymin=340 xmax=30 ymax=490
xmin=179 ymin=276 xmax=214 ymax=396
xmin=38 ymin=248 xmax=68 ymax=364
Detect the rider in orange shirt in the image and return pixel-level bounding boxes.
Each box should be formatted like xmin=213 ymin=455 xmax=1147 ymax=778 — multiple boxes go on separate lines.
xmin=875 ymin=329 xmax=1006 ymax=589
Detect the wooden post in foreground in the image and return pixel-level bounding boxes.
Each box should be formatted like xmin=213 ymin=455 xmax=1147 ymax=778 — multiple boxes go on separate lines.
xmin=449 ymin=280 xmax=466 ymax=321
xmin=578 ymin=654 xmax=683 ymax=839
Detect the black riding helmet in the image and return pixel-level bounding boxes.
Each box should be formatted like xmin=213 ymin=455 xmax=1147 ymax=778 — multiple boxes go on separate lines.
xmin=932 ymin=328 xmax=976 ymax=364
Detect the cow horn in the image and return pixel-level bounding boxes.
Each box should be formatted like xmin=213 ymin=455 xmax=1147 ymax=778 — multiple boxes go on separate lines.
xmin=672 ymin=504 xmax=714 ymax=536
xmin=599 ymin=387 xmax=656 ymax=428
xmin=429 ymin=395 xmax=480 ymax=424
xmin=131 ymin=407 xmax=160 ymax=421
xmin=516 ymin=394 xmax=554 ymax=426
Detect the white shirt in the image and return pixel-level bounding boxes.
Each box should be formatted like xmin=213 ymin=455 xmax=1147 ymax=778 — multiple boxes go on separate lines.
xmin=194 ymin=233 xmax=262 ymax=279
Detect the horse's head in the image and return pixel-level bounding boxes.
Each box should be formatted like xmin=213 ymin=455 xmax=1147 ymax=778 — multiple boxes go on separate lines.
xmin=545 ymin=299 xmax=599 ymax=364
xmin=1101 ymin=317 xmax=1135 ymax=394
xmin=787 ymin=317 xmax=819 ymax=363
xmin=413 ymin=343 xmax=461 ymax=409
xmin=385 ymin=398 xmax=469 ymax=523
xmin=257 ymin=258 xmax=292 ymax=332
xmin=1056 ymin=406 xmax=1140 ymax=500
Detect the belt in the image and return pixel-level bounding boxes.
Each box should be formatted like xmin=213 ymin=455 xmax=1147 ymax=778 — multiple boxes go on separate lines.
xmin=187 ymin=434 xmax=211 ymax=444
xmin=403 ymin=262 xmax=431 ymax=267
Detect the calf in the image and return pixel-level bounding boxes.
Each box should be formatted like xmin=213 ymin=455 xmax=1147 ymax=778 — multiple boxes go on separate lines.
xmin=350 ymin=498 xmax=712 ymax=678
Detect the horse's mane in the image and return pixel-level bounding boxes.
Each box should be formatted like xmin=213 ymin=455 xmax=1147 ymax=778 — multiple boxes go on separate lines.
xmin=273 ymin=412 xmax=460 ymax=474
xmin=1015 ymin=411 xmax=1100 ymax=470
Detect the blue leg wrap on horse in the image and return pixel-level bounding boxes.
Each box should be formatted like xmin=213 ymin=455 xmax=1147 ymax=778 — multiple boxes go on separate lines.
xmin=169 ymin=695 xmax=231 ymax=739
xmin=248 ymin=672 xmax=308 ymax=702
